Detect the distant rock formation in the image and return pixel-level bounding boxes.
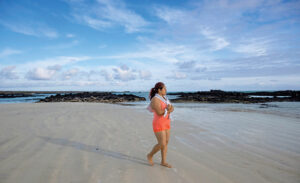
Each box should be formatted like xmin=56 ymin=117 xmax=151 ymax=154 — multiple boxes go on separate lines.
xmin=0 ymin=92 xmax=35 ymax=98
xmin=37 ymin=92 xmax=146 ymax=103
xmin=169 ymin=90 xmax=300 ymax=103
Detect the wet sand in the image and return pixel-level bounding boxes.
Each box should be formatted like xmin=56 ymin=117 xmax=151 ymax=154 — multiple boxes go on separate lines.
xmin=0 ymin=102 xmax=299 ymax=183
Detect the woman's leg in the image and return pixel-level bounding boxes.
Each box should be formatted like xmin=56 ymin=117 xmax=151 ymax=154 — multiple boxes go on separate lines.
xmin=157 ymin=131 xmax=167 ymax=164
xmin=165 ymin=129 xmax=170 ymax=158
xmin=166 ymin=129 xmax=170 ymax=145
xmin=147 ymin=131 xmax=164 ymax=165
xmin=161 ymin=130 xmax=172 ymax=168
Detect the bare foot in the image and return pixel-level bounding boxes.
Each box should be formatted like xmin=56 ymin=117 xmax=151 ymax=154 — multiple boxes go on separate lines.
xmin=160 ymin=162 xmax=172 ymax=168
xmin=147 ymin=154 xmax=154 ymax=166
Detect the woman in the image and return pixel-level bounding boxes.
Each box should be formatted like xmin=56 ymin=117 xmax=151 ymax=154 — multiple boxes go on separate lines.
xmin=147 ymin=82 xmax=174 ymax=168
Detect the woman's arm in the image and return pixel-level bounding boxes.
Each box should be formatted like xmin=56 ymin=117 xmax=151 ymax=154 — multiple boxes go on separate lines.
xmin=151 ymin=97 xmax=165 ymax=116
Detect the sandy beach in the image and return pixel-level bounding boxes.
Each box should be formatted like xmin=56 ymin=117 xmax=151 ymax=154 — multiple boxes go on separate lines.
xmin=0 ymin=102 xmax=299 ymax=183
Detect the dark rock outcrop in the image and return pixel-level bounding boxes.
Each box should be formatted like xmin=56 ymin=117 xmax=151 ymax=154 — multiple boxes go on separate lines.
xmin=169 ymin=90 xmax=300 ymax=103
xmin=36 ymin=92 xmax=146 ymax=103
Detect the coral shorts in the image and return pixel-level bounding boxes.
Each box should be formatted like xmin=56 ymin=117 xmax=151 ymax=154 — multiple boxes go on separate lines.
xmin=152 ymin=116 xmax=170 ymax=132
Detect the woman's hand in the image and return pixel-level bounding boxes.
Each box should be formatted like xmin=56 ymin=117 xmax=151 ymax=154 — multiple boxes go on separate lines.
xmin=167 ymin=104 xmax=172 ymax=110
xmin=167 ymin=104 xmax=173 ymax=113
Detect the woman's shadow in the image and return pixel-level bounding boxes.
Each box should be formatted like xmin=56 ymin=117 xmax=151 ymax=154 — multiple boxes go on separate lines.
xmin=37 ymin=136 xmax=149 ymax=166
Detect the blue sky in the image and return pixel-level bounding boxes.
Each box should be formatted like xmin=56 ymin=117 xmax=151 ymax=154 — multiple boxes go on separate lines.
xmin=0 ymin=0 xmax=300 ymax=91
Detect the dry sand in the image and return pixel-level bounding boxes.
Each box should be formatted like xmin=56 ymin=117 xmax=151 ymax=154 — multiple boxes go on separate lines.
xmin=0 ymin=102 xmax=299 ymax=183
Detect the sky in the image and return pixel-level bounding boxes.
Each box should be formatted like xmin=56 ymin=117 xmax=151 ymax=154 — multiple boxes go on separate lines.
xmin=0 ymin=0 xmax=300 ymax=92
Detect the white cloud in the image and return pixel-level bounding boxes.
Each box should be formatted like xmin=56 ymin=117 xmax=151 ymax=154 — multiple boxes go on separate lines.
xmin=47 ymin=65 xmax=62 ymax=71
xmin=101 ymin=69 xmax=114 ymax=81
xmin=0 ymin=21 xmax=58 ymax=38
xmin=75 ymin=80 xmax=97 ymax=86
xmin=154 ymin=6 xmax=187 ymax=25
xmin=97 ymin=0 xmax=149 ymax=33
xmin=139 ymin=70 xmax=152 ymax=80
xmin=234 ymin=38 xmax=269 ymax=56
xmin=20 ymin=57 xmax=93 ymax=81
xmin=176 ymin=60 xmax=196 ymax=69
xmin=77 ymin=15 xmax=112 ymax=30
xmin=0 ymin=66 xmax=19 ymax=79
xmin=24 ymin=64 xmax=62 ymax=80
xmin=26 ymin=67 xmax=58 ymax=80
xmin=0 ymin=48 xmax=22 ymax=58
xmin=175 ymin=60 xmax=207 ymax=75
xmin=112 ymin=64 xmax=136 ymax=81
xmin=120 ymin=64 xmax=129 ymax=71
xmin=95 ymin=41 xmax=198 ymax=64
xmin=62 ymin=68 xmax=79 ymax=80
xmin=167 ymin=72 xmax=186 ymax=80
xmin=201 ymin=27 xmax=229 ymax=51
xmin=67 ymin=0 xmax=149 ymax=33
xmin=20 ymin=56 xmax=90 ymax=70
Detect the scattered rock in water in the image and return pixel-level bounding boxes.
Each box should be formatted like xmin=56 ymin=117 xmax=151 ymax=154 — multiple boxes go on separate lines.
xmin=259 ymin=103 xmax=279 ymax=108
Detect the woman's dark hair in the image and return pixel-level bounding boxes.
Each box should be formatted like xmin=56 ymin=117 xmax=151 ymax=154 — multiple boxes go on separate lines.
xmin=149 ymin=82 xmax=165 ymax=100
